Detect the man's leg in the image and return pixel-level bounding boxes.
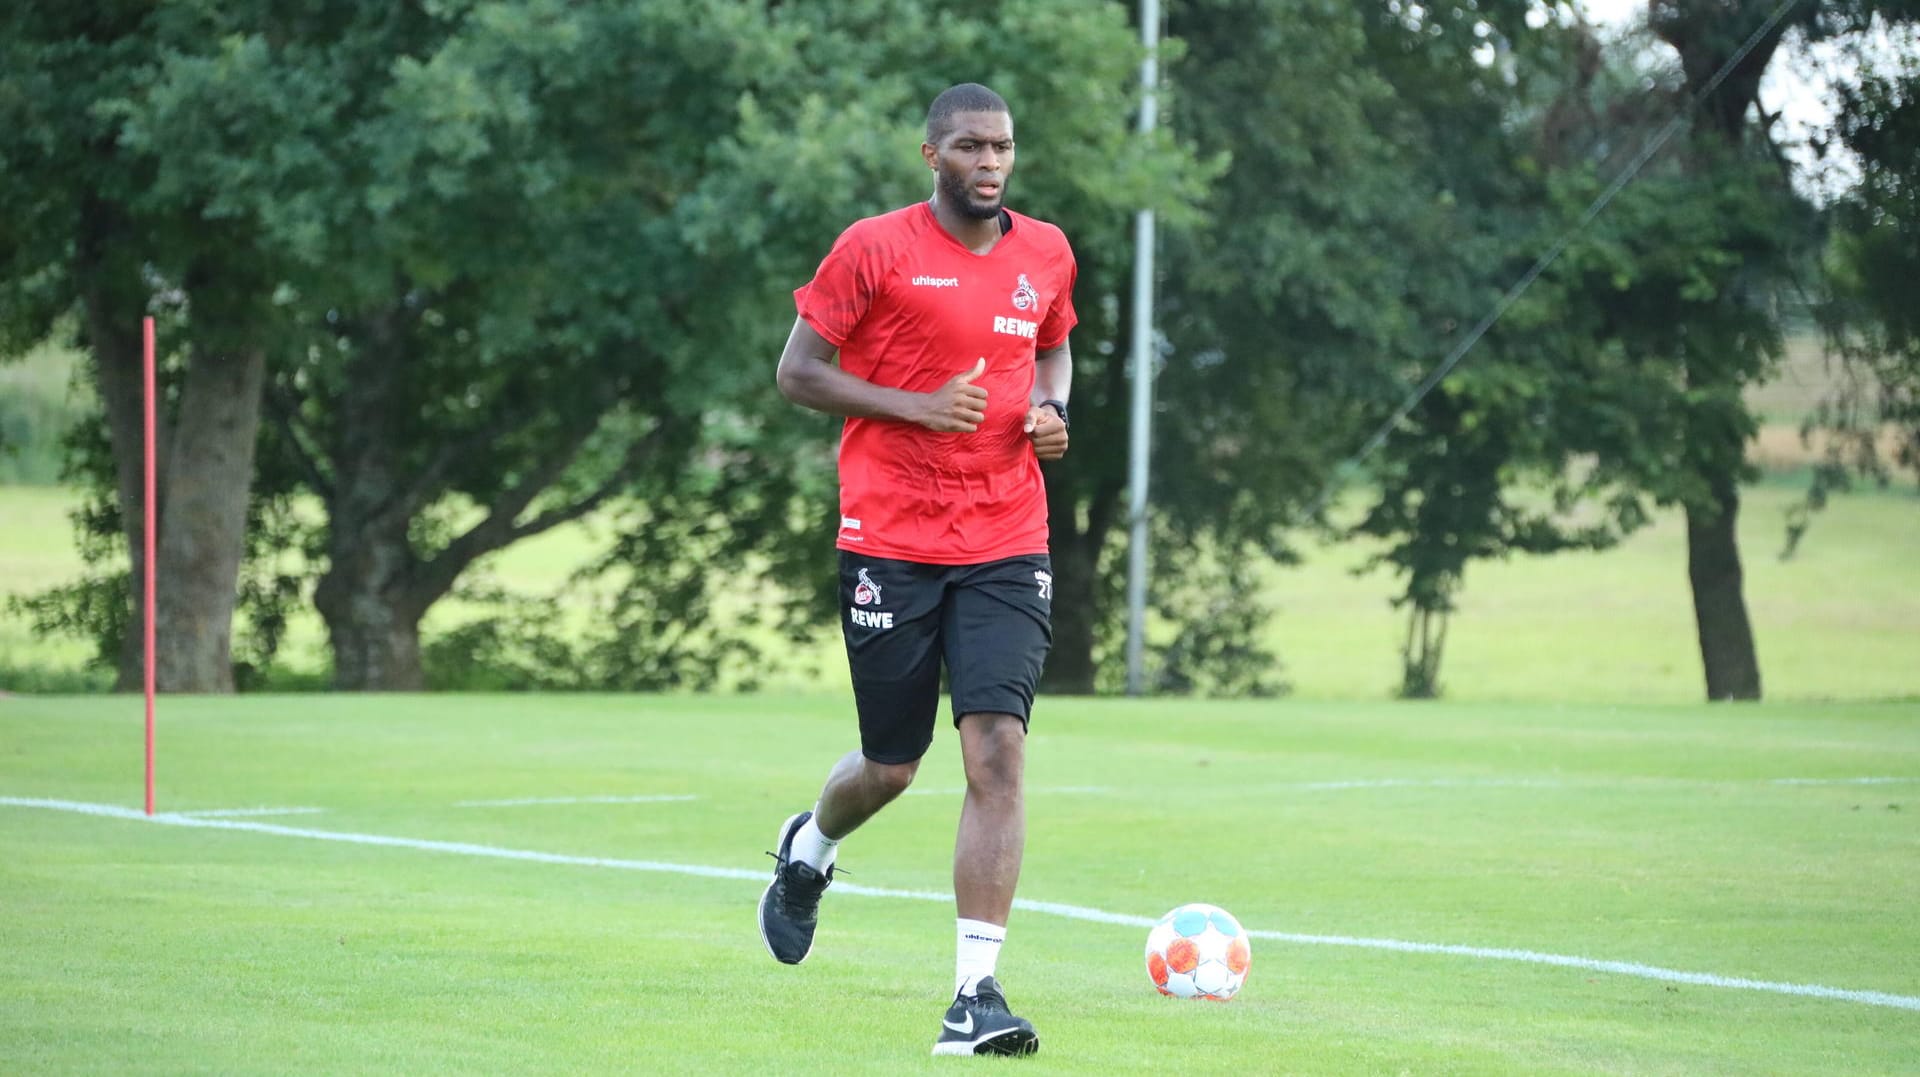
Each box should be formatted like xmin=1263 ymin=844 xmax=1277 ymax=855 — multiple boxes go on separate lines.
xmin=929 ymin=710 xmax=1037 ymax=1057
xmin=762 ymin=751 xmax=919 ymax=965
xmin=953 ymin=711 xmax=1026 ymax=927
xmin=931 ymin=555 xmax=1048 ymax=1056
xmin=812 ymin=748 xmax=920 ymax=843
xmin=762 ymin=552 xmax=942 ymax=966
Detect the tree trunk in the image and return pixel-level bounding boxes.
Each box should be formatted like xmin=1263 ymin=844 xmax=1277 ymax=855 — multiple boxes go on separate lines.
xmin=1654 ymin=10 xmax=1780 ymax=706
xmin=315 ymin=550 xmax=427 ymax=691
xmin=1042 ymin=467 xmax=1123 ymax=695
xmin=86 ymin=301 xmax=264 ymax=693
xmin=1686 ymin=470 xmax=1762 ymax=701
xmin=312 ymin=450 xmax=429 ymax=691
xmin=312 ymin=302 xmax=430 ymax=691
xmin=1045 ymin=526 xmax=1102 ymax=694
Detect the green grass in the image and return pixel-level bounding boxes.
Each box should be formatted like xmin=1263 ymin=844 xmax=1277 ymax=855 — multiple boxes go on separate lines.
xmin=3 ymin=694 xmax=1917 ymax=1073
xmin=0 ymin=485 xmax=105 ymax=683
xmin=1272 ymin=476 xmax=1920 ymax=702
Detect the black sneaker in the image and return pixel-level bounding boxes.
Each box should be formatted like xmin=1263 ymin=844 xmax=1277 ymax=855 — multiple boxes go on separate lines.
xmin=931 ymin=976 xmax=1039 ymax=1057
xmin=758 ymin=811 xmax=832 ymax=964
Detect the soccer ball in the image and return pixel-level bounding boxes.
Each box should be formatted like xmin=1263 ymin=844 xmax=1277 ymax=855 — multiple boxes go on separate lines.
xmin=1145 ymin=903 xmax=1251 ymax=1000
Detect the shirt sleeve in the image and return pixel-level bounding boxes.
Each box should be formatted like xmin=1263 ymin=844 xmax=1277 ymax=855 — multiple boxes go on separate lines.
xmin=793 ymin=222 xmax=882 ymax=348
xmin=1036 ymin=246 xmax=1079 ymax=351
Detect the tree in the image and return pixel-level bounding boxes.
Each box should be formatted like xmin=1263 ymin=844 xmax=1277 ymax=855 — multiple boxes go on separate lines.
xmin=0 ymin=2 xmax=308 ymax=691
xmin=1792 ymin=31 xmax=1920 ymax=551
xmin=260 ymin=1 xmax=806 ymax=689
xmin=1334 ymin=0 xmax=1646 ymax=700
xmin=1127 ymin=0 xmax=1651 ymax=698
xmin=1631 ymin=1 xmax=1789 ymax=698
xmin=1032 ymin=0 xmax=1501 ymax=694
xmin=290 ymin=0 xmax=1213 ymax=689
xmin=5 ymin=1 xmax=1211 ymax=692
xmin=1351 ymin=0 xmax=1838 ymax=701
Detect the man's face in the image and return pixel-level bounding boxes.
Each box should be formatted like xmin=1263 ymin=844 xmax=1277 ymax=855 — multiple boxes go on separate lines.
xmin=924 ymin=110 xmax=1015 ymax=220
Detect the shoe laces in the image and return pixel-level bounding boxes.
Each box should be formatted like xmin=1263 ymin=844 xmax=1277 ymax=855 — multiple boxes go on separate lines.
xmin=967 ymin=980 xmax=1011 ymax=1014
xmin=764 ymin=849 xmax=838 ymax=912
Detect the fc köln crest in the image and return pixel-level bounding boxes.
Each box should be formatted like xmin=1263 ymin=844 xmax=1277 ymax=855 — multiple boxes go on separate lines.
xmin=1011 ymin=273 xmax=1039 ymax=311
xmin=853 ymin=568 xmax=883 ymax=606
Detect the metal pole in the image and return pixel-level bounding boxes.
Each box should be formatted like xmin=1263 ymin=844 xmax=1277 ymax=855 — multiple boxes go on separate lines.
xmin=143 ymin=315 xmax=156 ymax=815
xmin=1124 ymin=0 xmax=1159 ymax=696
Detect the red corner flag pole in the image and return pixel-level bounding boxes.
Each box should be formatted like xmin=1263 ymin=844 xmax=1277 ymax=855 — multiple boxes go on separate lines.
xmin=143 ymin=316 xmax=157 ymax=816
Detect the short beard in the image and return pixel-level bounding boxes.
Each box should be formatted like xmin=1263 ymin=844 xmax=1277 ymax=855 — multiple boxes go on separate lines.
xmin=937 ymin=167 xmax=1005 ymax=220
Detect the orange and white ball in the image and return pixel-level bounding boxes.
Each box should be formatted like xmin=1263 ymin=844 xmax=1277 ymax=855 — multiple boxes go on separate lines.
xmin=1145 ymin=903 xmax=1251 ymax=1000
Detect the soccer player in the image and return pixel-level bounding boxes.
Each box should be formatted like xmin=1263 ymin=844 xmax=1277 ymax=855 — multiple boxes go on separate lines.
xmin=759 ymin=82 xmax=1076 ymax=1057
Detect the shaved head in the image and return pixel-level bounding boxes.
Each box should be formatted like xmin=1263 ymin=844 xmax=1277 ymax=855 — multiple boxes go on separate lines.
xmin=926 ymin=82 xmax=1010 ymax=144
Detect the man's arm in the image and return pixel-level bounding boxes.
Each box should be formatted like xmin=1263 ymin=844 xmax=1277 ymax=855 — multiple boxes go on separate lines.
xmin=775 ymin=317 xmax=989 ymax=433
xmin=1024 ymin=340 xmax=1072 ymax=461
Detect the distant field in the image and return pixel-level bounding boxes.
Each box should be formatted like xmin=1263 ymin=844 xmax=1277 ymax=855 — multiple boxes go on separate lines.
xmin=3 ymin=694 xmax=1916 ymax=1074
xmin=1273 ymin=475 xmax=1920 ymax=702
xmin=5 ymin=475 xmax=1914 ymax=702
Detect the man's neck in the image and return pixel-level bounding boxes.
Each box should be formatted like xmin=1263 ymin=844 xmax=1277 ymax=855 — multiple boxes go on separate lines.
xmin=929 ymin=194 xmax=1003 ymax=254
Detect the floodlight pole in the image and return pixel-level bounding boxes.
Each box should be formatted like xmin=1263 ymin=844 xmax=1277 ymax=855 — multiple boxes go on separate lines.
xmin=1124 ymin=0 xmax=1159 ymax=696
xmin=143 ymin=316 xmax=156 ymax=816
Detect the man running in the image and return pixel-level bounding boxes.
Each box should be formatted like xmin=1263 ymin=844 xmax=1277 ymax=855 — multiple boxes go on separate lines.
xmin=759 ymin=82 xmax=1076 ymax=1057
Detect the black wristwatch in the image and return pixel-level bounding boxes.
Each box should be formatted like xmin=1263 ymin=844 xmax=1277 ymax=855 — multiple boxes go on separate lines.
xmin=1038 ymin=399 xmax=1070 ymax=430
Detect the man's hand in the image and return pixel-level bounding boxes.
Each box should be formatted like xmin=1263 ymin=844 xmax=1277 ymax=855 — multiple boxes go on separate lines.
xmin=916 ymin=358 xmax=989 ymax=432
xmin=1024 ymin=404 xmax=1069 ymax=461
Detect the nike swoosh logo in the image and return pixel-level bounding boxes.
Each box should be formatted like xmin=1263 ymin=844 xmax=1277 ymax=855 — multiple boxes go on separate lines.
xmin=943 ymin=1013 xmax=974 ymax=1035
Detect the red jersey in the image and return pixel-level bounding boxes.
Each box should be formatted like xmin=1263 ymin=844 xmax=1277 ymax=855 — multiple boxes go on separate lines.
xmin=794 ymin=201 xmax=1078 ymax=565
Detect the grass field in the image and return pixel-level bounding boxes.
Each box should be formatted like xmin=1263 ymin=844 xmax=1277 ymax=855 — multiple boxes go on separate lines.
xmin=3 ymin=694 xmax=1917 ymax=1074
xmin=1274 ymin=475 xmax=1920 ymax=703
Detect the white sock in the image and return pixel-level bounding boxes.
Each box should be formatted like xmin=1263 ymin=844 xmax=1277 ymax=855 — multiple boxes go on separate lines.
xmin=789 ymin=807 xmax=839 ymax=871
xmin=955 ymin=918 xmax=1006 ymax=995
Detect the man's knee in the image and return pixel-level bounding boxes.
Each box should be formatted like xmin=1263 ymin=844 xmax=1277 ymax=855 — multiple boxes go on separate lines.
xmin=959 ymin=712 xmax=1026 ymax=793
xmin=863 ymin=757 xmax=920 ymax=799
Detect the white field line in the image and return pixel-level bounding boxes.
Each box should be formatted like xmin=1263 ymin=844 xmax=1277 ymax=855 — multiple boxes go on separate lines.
xmin=918 ymin=777 xmax=1917 ymax=798
xmin=1243 ymin=777 xmax=1920 ymax=794
xmin=1770 ymin=777 xmax=1916 ymax=786
xmin=1261 ymin=779 xmax=1568 ymax=792
xmin=453 ymin=795 xmax=699 ymax=808
xmin=171 ymin=806 xmax=329 ymax=818
xmin=5 ymin=796 xmax=1918 ymax=1014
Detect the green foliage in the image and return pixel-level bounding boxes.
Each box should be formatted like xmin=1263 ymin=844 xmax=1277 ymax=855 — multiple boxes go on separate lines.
xmin=6 ymin=417 xmax=132 ymax=675
xmin=1340 ymin=3 xmax=1832 ymax=697
xmin=1793 ymin=39 xmax=1920 ymax=553
xmin=248 ymin=0 xmax=1213 ymax=689
xmin=1143 ymin=546 xmax=1289 ymax=699
xmin=5 ymin=0 xmax=1908 ymax=697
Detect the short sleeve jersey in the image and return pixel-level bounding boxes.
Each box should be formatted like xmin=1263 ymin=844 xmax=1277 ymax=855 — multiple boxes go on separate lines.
xmin=794 ymin=201 xmax=1078 ymax=565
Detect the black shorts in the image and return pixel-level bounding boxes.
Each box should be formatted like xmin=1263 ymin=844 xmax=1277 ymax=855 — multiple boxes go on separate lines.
xmin=839 ymin=550 xmax=1054 ymax=765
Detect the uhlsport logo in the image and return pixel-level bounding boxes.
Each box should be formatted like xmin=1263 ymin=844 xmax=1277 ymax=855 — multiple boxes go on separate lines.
xmin=1011 ymin=272 xmax=1038 ymax=311
xmin=913 ymin=274 xmax=960 ymax=288
xmin=853 ymin=568 xmax=882 ymax=606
